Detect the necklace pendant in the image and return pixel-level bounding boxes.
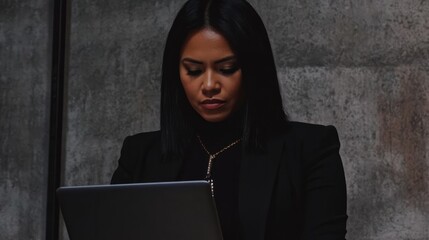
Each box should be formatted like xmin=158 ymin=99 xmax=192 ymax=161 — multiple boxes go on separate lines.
xmin=209 ymin=179 xmax=214 ymax=198
xmin=197 ymin=135 xmax=241 ymax=199
xmin=206 ymin=155 xmax=214 ymax=178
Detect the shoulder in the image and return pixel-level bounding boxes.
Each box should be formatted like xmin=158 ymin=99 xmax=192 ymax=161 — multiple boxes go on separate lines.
xmin=285 ymin=121 xmax=339 ymax=138
xmin=122 ymin=130 xmax=161 ymax=148
xmin=125 ymin=130 xmax=161 ymax=141
xmin=119 ymin=130 xmax=162 ymax=160
xmin=283 ymin=121 xmax=340 ymax=145
xmin=281 ymin=121 xmax=341 ymax=164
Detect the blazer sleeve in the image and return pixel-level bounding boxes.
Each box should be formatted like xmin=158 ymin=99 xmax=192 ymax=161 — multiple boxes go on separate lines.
xmin=111 ymin=136 xmax=136 ymax=184
xmin=301 ymin=126 xmax=348 ymax=240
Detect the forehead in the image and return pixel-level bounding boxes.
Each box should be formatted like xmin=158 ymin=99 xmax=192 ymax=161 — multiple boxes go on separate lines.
xmin=181 ymin=28 xmax=235 ymax=60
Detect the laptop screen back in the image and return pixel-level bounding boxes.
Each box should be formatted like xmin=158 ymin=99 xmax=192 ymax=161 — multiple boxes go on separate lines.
xmin=57 ymin=180 xmax=223 ymax=240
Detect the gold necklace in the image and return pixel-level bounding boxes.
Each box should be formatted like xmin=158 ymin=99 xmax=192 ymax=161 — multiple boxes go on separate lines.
xmin=197 ymin=135 xmax=241 ymax=197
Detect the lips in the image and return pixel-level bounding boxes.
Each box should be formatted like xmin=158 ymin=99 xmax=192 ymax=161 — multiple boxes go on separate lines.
xmin=200 ymin=99 xmax=226 ymax=110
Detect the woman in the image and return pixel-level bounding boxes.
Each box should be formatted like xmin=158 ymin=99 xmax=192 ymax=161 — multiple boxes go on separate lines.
xmin=111 ymin=0 xmax=347 ymax=239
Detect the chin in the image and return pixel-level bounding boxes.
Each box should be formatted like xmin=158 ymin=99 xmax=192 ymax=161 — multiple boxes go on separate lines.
xmin=200 ymin=113 xmax=229 ymax=123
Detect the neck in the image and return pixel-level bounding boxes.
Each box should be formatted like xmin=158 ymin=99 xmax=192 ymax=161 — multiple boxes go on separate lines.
xmin=193 ymin=109 xmax=244 ymax=149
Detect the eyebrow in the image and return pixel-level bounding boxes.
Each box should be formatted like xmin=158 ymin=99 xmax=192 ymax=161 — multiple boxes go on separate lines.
xmin=181 ymin=55 xmax=237 ymax=65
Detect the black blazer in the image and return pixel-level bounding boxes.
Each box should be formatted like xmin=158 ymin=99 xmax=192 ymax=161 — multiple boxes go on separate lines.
xmin=111 ymin=121 xmax=348 ymax=240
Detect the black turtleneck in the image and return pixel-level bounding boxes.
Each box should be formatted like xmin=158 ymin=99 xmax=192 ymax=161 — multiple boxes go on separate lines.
xmin=179 ymin=111 xmax=243 ymax=240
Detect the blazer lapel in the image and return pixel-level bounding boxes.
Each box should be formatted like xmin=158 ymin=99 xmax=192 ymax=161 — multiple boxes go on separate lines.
xmin=239 ymin=135 xmax=285 ymax=240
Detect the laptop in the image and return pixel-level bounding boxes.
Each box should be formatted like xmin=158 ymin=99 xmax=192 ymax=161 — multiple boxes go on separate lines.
xmin=57 ymin=180 xmax=223 ymax=240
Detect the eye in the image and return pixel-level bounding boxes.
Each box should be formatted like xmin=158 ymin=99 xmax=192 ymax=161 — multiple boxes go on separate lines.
xmin=219 ymin=65 xmax=240 ymax=75
xmin=186 ymin=69 xmax=203 ymax=76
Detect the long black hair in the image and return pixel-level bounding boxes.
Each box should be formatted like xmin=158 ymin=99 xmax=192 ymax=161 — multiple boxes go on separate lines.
xmin=160 ymin=0 xmax=287 ymax=160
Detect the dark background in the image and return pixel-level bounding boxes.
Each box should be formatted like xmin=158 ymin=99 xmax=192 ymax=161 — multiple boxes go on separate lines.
xmin=1 ymin=0 xmax=428 ymax=239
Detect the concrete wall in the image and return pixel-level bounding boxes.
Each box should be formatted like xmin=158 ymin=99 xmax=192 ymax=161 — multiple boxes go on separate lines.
xmin=0 ymin=0 xmax=51 ymax=239
xmin=64 ymin=0 xmax=185 ymax=186
xmin=260 ymin=1 xmax=429 ymax=238
xmin=1 ymin=0 xmax=427 ymax=239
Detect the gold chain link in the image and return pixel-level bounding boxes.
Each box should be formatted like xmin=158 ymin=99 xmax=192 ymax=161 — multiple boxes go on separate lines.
xmin=197 ymin=135 xmax=241 ymax=197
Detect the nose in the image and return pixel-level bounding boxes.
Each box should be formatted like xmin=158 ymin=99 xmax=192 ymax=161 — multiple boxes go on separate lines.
xmin=202 ymin=70 xmax=220 ymax=97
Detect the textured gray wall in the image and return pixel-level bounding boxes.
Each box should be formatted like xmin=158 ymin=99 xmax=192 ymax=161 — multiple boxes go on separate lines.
xmin=260 ymin=1 xmax=429 ymax=238
xmin=0 ymin=0 xmax=51 ymax=239
xmin=64 ymin=1 xmax=185 ymax=186
xmin=65 ymin=0 xmax=429 ymax=239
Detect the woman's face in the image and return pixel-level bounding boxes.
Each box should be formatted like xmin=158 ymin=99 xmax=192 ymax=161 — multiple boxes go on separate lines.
xmin=179 ymin=28 xmax=243 ymax=122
